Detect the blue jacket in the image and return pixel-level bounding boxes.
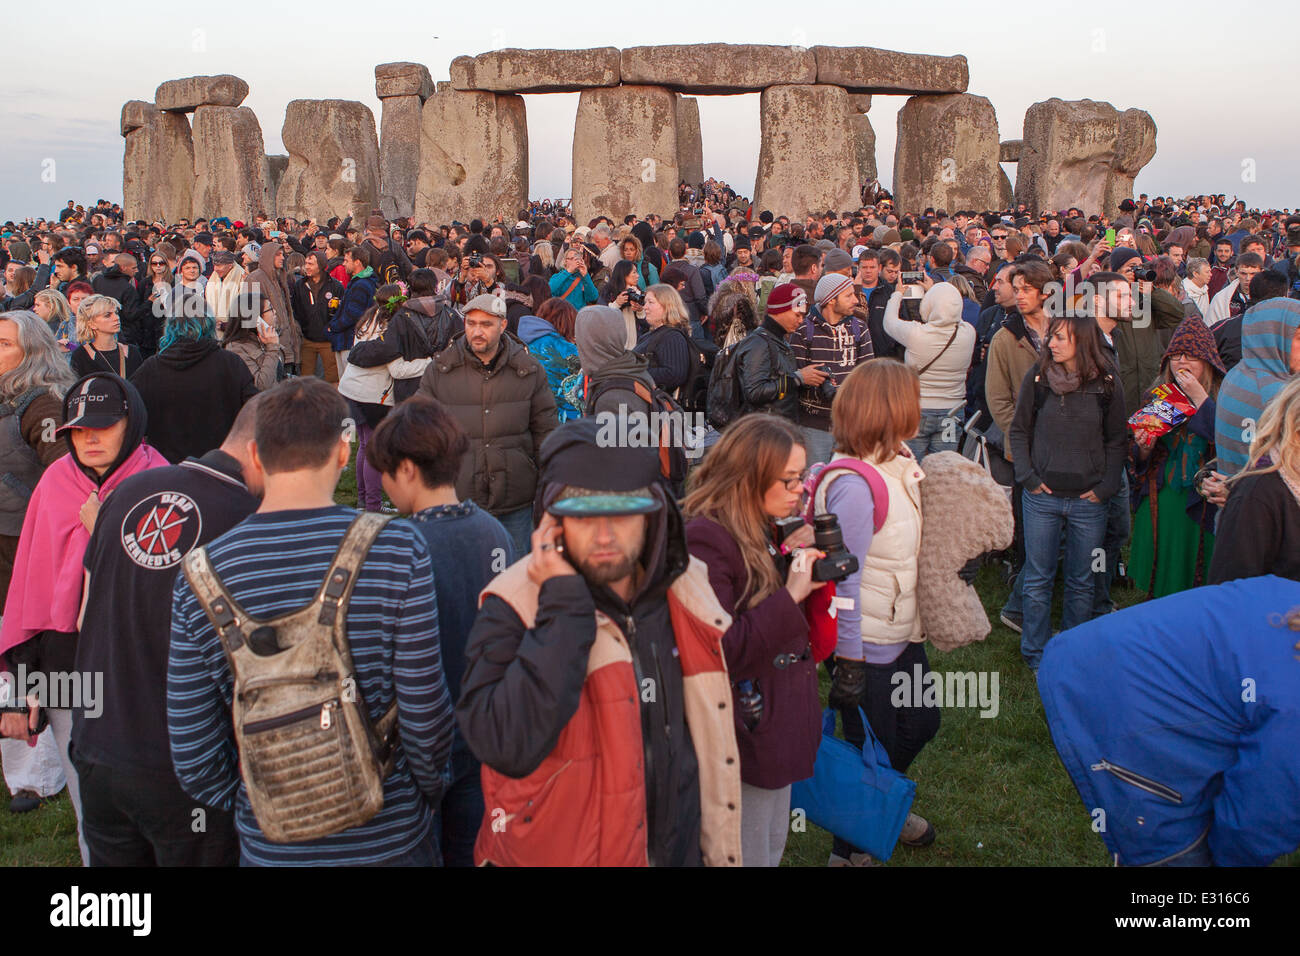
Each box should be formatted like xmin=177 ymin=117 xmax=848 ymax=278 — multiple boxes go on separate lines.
xmin=328 ymin=269 xmax=377 ymax=351
xmin=516 ymin=316 xmax=582 ymax=422
xmin=1039 ymin=576 xmax=1300 ymax=866
xmin=548 ymin=269 xmax=598 ymax=310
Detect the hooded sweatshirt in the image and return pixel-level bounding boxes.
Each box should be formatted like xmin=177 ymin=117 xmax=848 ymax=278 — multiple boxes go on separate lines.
xmin=244 ymin=257 xmax=299 ymax=366
xmin=0 ymin=373 xmax=166 ymax=661
xmin=882 ymin=283 xmax=977 ymax=409
xmin=575 ymin=305 xmax=657 ymax=417
xmin=518 ymin=315 xmax=581 ymax=422
xmin=1215 ymin=298 xmax=1300 ymax=476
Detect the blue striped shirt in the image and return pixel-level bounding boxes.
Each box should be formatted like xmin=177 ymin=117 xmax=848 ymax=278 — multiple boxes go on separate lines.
xmin=167 ymin=506 xmax=454 ymax=865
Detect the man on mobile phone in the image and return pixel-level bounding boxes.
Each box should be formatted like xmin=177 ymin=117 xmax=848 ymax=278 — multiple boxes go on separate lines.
xmin=457 ymin=418 xmax=741 ymax=866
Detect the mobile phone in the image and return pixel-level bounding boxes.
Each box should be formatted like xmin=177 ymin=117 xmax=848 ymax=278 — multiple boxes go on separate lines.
xmin=1105 ymin=228 xmax=1117 ymax=245
xmin=900 ymin=270 xmax=925 ymax=285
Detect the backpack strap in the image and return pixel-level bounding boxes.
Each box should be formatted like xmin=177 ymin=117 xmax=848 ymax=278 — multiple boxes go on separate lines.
xmin=803 ymin=458 xmax=889 ymax=534
xmin=182 ymin=546 xmax=255 ymax=661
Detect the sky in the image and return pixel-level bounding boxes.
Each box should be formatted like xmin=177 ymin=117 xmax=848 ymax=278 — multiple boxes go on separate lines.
xmin=3 ymin=0 xmax=1296 ymax=221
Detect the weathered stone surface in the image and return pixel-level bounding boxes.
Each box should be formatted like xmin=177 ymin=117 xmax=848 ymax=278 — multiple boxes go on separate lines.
xmin=754 ymin=85 xmax=860 ymax=221
xmin=191 ymin=106 xmax=269 ymax=220
xmin=121 ymin=100 xmax=153 ymax=137
xmin=155 ymin=75 xmax=249 ymax=112
xmin=123 ymin=107 xmax=194 ymax=222
xmin=451 ymin=48 xmax=619 ymax=93
xmin=1016 ymin=99 xmax=1157 ymax=217
xmin=813 ymin=46 xmax=968 ymax=95
xmin=277 ymin=100 xmax=380 ymax=223
xmin=415 ymin=90 xmax=528 ymax=224
xmin=848 ymin=93 xmax=873 ymax=113
xmin=893 ymin=94 xmax=1000 ymax=214
xmin=572 ymin=86 xmax=678 ymax=224
xmin=999 ymin=168 xmax=1014 ymax=210
xmin=266 ymin=155 xmax=289 ymax=215
xmin=375 ymin=62 xmax=434 ymax=100
xmin=379 ymin=95 xmax=423 ymax=219
xmin=850 ymin=113 xmax=877 ymax=185
xmin=676 ymin=96 xmax=704 ymax=188
xmin=999 ymin=139 xmax=1022 ymax=163
xmin=620 ymin=44 xmax=816 ymax=94
xmin=436 ymin=81 xmax=451 ymax=93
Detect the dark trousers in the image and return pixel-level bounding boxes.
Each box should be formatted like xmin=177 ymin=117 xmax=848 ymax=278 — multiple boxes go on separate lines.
xmin=433 ymin=746 xmax=485 ymax=868
xmin=74 ymin=756 xmax=238 ymax=867
xmin=830 ymin=642 xmax=941 ymax=858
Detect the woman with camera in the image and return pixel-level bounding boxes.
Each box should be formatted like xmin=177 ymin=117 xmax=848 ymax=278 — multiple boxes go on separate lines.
xmin=817 ymin=360 xmax=938 ymax=865
xmin=1128 ymin=317 xmax=1225 ymax=597
xmin=683 ymin=414 xmax=825 ymax=867
xmin=633 ymin=284 xmax=692 ymax=394
xmin=1209 ymin=375 xmax=1300 ymax=584
xmin=1008 ymin=312 xmax=1128 ymax=672
xmin=598 ymin=260 xmax=645 ymax=349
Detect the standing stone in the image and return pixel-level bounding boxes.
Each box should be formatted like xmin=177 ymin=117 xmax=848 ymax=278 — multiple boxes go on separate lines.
xmin=414 ymin=90 xmax=528 ymax=224
xmin=451 ymin=48 xmax=619 ymax=93
xmin=676 ymin=96 xmax=704 ymax=188
xmin=191 ymin=106 xmax=269 ymax=221
xmin=893 ymin=94 xmax=1000 ymax=214
xmin=848 ymin=94 xmax=873 ymax=113
xmin=378 ymin=96 xmax=424 ymax=219
xmin=754 ymin=85 xmax=859 ymax=221
xmin=572 ymin=85 xmax=678 ymax=224
xmin=850 ymin=113 xmax=877 ymax=185
xmin=277 ymin=100 xmax=380 ymax=223
xmin=375 ymin=62 xmax=435 ymax=100
xmin=266 ymin=155 xmax=289 ymax=215
xmin=999 ymin=139 xmax=1023 ymax=163
xmin=155 ymin=75 xmax=249 ymax=112
xmin=999 ymin=168 xmax=1014 ymax=210
xmin=1016 ymin=99 xmax=1157 ymax=217
xmin=813 ymin=46 xmax=968 ymax=94
xmin=122 ymin=103 xmax=194 ymax=223
xmin=620 ymin=44 xmax=816 ymax=94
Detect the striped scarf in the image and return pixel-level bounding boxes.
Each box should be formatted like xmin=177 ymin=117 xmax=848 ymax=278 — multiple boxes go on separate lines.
xmin=1215 ymin=298 xmax=1300 ymax=475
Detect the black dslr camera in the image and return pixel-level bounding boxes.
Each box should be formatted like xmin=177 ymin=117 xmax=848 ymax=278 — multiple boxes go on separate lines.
xmin=810 ymin=513 xmax=859 ymax=583
xmin=466 ymin=252 xmax=484 ymax=268
xmin=626 ymin=288 xmax=645 ymax=306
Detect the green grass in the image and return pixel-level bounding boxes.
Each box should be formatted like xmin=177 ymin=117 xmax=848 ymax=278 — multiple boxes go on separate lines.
xmin=6 ymin=458 xmax=1292 ymax=866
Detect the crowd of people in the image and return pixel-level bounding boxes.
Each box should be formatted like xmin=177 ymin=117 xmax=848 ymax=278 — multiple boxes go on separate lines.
xmin=0 ymin=181 xmax=1296 ymax=868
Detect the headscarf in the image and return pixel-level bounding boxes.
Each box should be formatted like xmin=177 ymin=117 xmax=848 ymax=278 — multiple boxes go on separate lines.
xmin=1215 ymin=298 xmax=1300 ymax=475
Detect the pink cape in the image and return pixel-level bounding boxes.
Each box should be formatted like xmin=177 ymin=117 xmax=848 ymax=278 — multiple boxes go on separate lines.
xmin=0 ymin=444 xmax=168 ymax=658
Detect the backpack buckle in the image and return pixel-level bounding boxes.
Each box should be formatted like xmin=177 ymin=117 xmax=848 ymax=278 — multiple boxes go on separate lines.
xmin=318 ymin=567 xmax=350 ymax=625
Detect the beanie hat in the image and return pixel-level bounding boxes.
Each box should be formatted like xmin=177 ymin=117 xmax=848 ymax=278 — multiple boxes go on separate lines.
xmin=733 ymin=233 xmax=751 ymax=250
xmin=1109 ymin=247 xmax=1144 ymax=273
xmin=766 ymin=282 xmax=807 ymax=316
xmin=919 ymin=282 xmax=963 ymax=325
xmin=822 ymin=248 xmax=853 ymax=274
xmin=1161 ymin=315 xmax=1227 ymax=376
xmin=538 ymin=418 xmax=662 ymax=518
xmin=687 ymin=231 xmax=706 ymax=250
xmin=814 ymin=273 xmax=855 ymax=307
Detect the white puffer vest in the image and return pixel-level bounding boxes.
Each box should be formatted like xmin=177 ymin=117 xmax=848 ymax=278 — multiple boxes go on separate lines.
xmin=815 ymin=448 xmax=925 ymax=646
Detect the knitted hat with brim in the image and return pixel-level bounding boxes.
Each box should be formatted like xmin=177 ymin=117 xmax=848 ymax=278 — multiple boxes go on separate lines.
xmin=1161 ymin=316 xmax=1227 ymax=377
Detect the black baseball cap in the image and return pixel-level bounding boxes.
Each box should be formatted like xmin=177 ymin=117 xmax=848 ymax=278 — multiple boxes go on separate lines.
xmin=57 ymin=376 xmax=129 ymax=433
xmin=539 ymin=418 xmax=664 ymax=518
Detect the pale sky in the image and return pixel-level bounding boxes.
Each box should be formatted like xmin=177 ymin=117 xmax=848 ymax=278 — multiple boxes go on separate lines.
xmin=2 ymin=0 xmax=1295 ymax=221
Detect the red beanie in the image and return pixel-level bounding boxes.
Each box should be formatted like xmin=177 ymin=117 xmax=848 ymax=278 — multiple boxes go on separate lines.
xmin=766 ymin=282 xmax=807 ymax=316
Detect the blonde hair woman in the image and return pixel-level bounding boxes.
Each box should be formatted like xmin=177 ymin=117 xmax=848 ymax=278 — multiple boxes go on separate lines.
xmin=32 ymin=288 xmax=76 ymax=347
xmin=1209 ymin=375 xmax=1300 ymax=584
xmin=70 ymin=294 xmax=143 ymax=379
xmin=634 ymin=283 xmax=694 ymax=394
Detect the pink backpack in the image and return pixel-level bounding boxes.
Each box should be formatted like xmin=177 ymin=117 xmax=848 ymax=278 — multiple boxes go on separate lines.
xmin=803 ymin=458 xmax=889 ymax=533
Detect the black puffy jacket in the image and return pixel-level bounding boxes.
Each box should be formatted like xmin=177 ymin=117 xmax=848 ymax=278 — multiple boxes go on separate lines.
xmin=733 ymin=317 xmax=801 ymax=422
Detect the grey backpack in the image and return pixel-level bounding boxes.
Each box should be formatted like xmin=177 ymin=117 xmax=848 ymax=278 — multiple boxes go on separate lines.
xmin=182 ymin=512 xmax=399 ymax=843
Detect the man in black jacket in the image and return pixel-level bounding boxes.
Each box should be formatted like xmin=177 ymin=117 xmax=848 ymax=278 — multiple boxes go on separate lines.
xmin=865 ymin=249 xmax=902 ymax=359
xmin=71 ymin=397 xmax=264 ymax=866
xmin=291 ymin=252 xmax=343 ymax=384
xmin=732 ymin=282 xmax=805 ymax=422
xmin=91 ymin=254 xmax=145 ymax=347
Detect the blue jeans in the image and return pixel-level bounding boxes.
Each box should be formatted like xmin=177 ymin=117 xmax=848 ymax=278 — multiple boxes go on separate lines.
xmin=432 ymin=745 xmax=484 ymax=868
xmin=495 ymin=505 xmax=533 ymax=560
xmin=1092 ymin=471 xmax=1131 ymax=617
xmin=1020 ymin=490 xmax=1108 ymax=671
xmin=798 ymin=425 xmax=835 ymax=465
xmin=906 ymin=404 xmax=964 ymax=461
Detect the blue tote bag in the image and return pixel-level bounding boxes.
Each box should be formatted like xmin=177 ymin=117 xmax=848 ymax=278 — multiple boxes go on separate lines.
xmin=790 ymin=707 xmax=916 ymax=861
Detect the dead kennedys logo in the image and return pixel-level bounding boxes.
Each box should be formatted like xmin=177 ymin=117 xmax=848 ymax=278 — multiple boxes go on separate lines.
xmin=120 ymin=492 xmax=202 ymax=569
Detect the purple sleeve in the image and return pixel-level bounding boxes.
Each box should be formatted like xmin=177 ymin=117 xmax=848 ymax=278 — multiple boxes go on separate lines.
xmin=825 ymin=473 xmax=875 ymax=661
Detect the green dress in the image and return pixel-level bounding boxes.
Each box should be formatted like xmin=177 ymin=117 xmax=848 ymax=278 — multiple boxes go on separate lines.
xmin=1128 ymin=426 xmax=1215 ymax=598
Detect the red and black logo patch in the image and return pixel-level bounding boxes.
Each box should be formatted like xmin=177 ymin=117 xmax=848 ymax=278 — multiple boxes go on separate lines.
xmin=120 ymin=492 xmax=202 ymax=569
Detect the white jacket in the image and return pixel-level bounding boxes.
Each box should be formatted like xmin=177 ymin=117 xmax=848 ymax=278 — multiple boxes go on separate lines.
xmin=1205 ymin=279 xmax=1239 ymax=327
xmin=882 ymin=286 xmax=976 ymax=410
xmin=204 ymin=263 xmax=246 ymax=334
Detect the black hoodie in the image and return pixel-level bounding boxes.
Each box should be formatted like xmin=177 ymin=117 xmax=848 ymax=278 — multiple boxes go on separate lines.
xmin=130 ymin=337 xmax=257 ymax=463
